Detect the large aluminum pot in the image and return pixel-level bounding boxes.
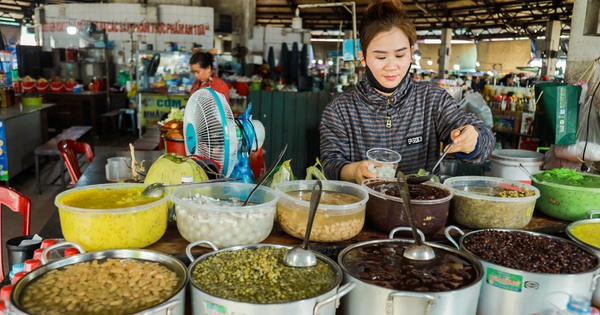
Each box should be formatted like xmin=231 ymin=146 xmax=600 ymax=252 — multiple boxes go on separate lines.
xmin=446 ymin=226 xmax=600 ymax=315
xmin=566 ymin=210 xmax=600 ymax=307
xmin=11 ymin=242 xmax=187 ymax=315
xmin=337 ymin=227 xmax=484 ymax=315
xmin=186 ymin=241 xmax=354 ymax=315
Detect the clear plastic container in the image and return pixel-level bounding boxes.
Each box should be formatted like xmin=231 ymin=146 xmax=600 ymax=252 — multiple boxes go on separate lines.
xmin=443 ymin=176 xmax=540 ymax=229
xmin=275 ymin=180 xmax=369 ymax=242
xmin=366 ymin=148 xmax=401 ymax=179
xmin=171 ymin=182 xmax=279 ymax=247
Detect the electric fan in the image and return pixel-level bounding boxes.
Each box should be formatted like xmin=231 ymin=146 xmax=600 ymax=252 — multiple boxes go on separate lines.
xmin=184 ymin=88 xmax=266 ymax=180
xmin=184 ymin=88 xmax=239 ymax=177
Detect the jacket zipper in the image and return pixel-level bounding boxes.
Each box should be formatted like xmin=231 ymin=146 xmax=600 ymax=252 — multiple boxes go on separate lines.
xmin=385 ymin=97 xmax=392 ymax=128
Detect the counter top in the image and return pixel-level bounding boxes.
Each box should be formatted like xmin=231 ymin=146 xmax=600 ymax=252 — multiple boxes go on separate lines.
xmin=39 ymin=149 xmax=570 ymax=261
xmin=0 ymin=103 xmax=56 ymax=120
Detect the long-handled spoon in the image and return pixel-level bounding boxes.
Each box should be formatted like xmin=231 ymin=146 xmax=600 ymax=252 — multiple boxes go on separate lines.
xmin=282 ymin=180 xmax=322 ymax=267
xmin=407 ymin=128 xmax=467 ymax=185
xmin=142 ymin=177 xmax=241 ymax=197
xmin=242 ymin=144 xmax=288 ymax=206
xmin=397 ymin=171 xmax=436 ymax=260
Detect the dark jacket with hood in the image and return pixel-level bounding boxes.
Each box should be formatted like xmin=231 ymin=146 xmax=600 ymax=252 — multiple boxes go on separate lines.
xmin=319 ymin=75 xmax=496 ymax=180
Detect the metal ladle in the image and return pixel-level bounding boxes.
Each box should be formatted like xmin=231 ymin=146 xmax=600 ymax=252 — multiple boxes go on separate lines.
xmin=242 ymin=144 xmax=288 ymax=206
xmin=283 ymin=180 xmax=322 ymax=267
xmin=396 ymin=171 xmax=436 ymax=260
xmin=407 ymin=128 xmax=466 ymax=185
xmin=142 ymin=177 xmax=241 ymax=197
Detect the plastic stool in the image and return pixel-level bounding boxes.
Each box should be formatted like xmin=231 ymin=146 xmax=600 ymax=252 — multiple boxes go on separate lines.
xmin=118 ymin=108 xmax=136 ymax=135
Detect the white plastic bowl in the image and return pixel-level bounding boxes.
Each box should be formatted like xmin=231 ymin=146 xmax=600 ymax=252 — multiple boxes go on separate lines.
xmin=171 ymin=182 xmax=279 ymax=247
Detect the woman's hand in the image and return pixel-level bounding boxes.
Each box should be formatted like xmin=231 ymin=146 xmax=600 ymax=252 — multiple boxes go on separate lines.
xmin=446 ymin=125 xmax=479 ymax=154
xmin=340 ymin=160 xmax=377 ymax=184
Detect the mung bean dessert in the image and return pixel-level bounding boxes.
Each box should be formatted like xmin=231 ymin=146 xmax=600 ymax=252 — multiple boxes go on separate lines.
xmin=191 ymin=247 xmax=337 ymax=303
xmin=20 ymin=259 xmax=180 ymax=315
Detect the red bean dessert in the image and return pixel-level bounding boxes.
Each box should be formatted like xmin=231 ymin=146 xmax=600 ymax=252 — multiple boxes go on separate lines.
xmin=462 ymin=230 xmax=597 ymax=274
xmin=342 ymin=243 xmax=478 ymax=292
xmin=366 ymin=181 xmax=450 ymax=200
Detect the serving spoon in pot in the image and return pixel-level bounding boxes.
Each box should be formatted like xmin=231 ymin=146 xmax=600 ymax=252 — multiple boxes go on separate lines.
xmin=407 ymin=128 xmax=467 ymax=185
xmin=397 ymin=171 xmax=436 ymax=261
xmin=283 ymin=180 xmax=322 ymax=267
xmin=242 ymin=144 xmax=288 ymax=206
xmin=142 ymin=177 xmax=241 ymax=197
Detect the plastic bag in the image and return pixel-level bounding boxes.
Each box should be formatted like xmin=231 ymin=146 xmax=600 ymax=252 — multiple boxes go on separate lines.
xmin=458 ymin=92 xmax=494 ymax=127
xmin=554 ymin=61 xmax=600 ymax=162
xmin=266 ymin=159 xmax=296 ymax=189
xmin=305 ymin=158 xmax=327 ymax=180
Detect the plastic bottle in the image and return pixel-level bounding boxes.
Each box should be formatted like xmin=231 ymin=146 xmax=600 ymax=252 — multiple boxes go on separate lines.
xmin=552 ymin=295 xmax=593 ymax=315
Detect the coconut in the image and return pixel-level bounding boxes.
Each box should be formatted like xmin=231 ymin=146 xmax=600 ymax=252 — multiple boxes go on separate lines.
xmin=144 ymin=153 xmax=208 ymax=187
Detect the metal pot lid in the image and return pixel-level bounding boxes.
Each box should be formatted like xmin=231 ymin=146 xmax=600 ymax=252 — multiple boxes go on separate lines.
xmin=491 ymin=149 xmax=544 ymax=162
xmin=460 ymin=229 xmax=600 ymax=274
xmin=338 ymin=239 xmax=483 ymax=293
xmin=566 ymin=218 xmax=600 ymax=252
xmin=188 ymin=243 xmax=343 ymax=304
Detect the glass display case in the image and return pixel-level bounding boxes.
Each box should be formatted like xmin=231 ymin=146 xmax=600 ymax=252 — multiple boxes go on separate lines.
xmin=135 ymin=50 xmax=193 ymax=135
xmin=136 ymin=50 xmax=193 ymax=93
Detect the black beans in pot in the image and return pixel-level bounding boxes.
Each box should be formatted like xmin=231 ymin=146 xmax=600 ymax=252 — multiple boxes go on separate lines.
xmin=462 ymin=230 xmax=597 ymax=274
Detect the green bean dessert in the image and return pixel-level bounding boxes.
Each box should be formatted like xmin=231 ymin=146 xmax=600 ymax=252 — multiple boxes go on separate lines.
xmin=191 ymin=247 xmax=337 ymax=303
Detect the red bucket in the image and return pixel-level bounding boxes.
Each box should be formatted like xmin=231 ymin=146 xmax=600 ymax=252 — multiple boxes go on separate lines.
xmin=22 ymin=81 xmax=35 ymax=93
xmin=36 ymin=81 xmax=49 ymax=93
xmin=50 ymin=82 xmax=64 ymax=93
xmin=164 ymin=137 xmax=186 ymax=156
xmin=234 ymin=81 xmax=249 ymax=96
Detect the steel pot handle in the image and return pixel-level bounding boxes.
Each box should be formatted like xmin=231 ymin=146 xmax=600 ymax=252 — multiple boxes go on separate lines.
xmin=389 ymin=226 xmax=426 ymax=242
xmin=138 ymin=299 xmax=181 ymax=315
xmin=588 ymin=210 xmax=600 ymax=219
xmin=185 ymin=240 xmax=219 ymax=263
xmin=387 ymin=291 xmax=436 ymax=315
xmin=41 ymin=241 xmax=86 ymax=265
xmin=313 ymin=282 xmax=356 ymax=315
xmin=592 ymin=274 xmax=600 ymax=292
xmin=444 ymin=225 xmax=465 ymax=249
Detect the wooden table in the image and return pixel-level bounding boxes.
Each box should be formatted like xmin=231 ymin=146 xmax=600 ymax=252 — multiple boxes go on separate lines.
xmin=38 ymin=150 xmax=570 ymax=262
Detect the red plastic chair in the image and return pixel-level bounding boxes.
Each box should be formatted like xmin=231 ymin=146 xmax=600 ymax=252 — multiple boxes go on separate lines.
xmin=57 ymin=139 xmax=95 ymax=185
xmin=0 ymin=186 xmax=31 ymax=276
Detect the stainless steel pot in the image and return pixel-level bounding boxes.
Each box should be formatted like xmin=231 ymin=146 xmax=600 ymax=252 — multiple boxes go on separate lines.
xmin=186 ymin=241 xmax=354 ymax=315
xmin=446 ymin=226 xmax=600 ymax=315
xmin=10 ymin=242 xmax=188 ymax=315
xmin=337 ymin=228 xmax=484 ymax=315
xmin=566 ymin=210 xmax=600 ymax=308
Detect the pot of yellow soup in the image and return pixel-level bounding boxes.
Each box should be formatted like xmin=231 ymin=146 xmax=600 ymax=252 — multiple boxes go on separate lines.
xmin=566 ymin=210 xmax=600 ymax=307
xmin=54 ymin=183 xmax=169 ymax=251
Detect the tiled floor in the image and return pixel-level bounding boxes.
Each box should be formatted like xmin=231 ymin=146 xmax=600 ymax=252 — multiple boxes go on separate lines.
xmin=1 ymin=134 xmax=138 ymax=274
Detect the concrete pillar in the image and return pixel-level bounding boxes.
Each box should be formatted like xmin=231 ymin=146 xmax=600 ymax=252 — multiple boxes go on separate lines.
xmin=541 ymin=20 xmax=561 ymax=77
xmin=438 ymin=28 xmax=452 ymax=78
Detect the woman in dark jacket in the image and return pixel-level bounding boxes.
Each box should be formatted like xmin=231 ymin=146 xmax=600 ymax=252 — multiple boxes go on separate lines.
xmin=319 ymin=0 xmax=495 ymax=184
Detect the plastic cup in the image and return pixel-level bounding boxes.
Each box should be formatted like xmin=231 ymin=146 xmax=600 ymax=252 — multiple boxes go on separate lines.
xmin=105 ymin=157 xmax=131 ymax=182
xmin=366 ymin=148 xmax=401 ymax=178
xmin=6 ymin=236 xmax=41 ymax=270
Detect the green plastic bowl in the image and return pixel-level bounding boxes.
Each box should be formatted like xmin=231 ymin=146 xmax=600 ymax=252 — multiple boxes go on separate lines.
xmin=531 ymin=172 xmax=600 ymax=221
xmin=22 ymin=96 xmax=43 ymax=106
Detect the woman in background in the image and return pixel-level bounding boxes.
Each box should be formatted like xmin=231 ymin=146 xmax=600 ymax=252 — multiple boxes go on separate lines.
xmin=319 ymin=0 xmax=495 ymax=184
xmin=189 ymin=52 xmax=230 ymax=103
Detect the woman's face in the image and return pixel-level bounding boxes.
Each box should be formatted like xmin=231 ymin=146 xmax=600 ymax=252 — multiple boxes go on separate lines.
xmin=364 ymin=27 xmax=414 ymax=90
xmin=190 ymin=63 xmax=211 ymax=83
